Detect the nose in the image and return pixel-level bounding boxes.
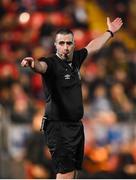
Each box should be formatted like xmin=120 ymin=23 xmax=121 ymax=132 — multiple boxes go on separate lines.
xmin=64 ymin=43 xmax=68 ymax=50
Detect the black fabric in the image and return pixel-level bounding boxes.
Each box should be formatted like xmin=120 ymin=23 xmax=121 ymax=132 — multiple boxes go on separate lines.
xmin=39 ymin=48 xmax=88 ymax=122
xmin=44 ymin=120 xmax=84 ymax=174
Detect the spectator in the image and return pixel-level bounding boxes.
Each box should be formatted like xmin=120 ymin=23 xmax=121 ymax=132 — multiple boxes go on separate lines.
xmin=24 ymin=108 xmax=55 ymax=179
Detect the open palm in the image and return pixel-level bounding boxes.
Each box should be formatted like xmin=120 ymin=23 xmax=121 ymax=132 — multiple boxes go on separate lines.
xmin=107 ymin=17 xmax=123 ymax=33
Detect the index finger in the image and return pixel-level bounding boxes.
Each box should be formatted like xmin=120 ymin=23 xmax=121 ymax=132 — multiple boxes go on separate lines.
xmin=23 ymin=57 xmax=34 ymax=61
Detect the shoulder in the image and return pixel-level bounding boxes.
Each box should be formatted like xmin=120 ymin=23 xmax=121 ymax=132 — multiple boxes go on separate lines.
xmin=73 ymin=48 xmax=88 ymax=60
xmin=74 ymin=48 xmax=88 ymax=57
xmin=38 ymin=54 xmax=55 ymax=62
xmin=38 ymin=54 xmax=56 ymax=74
xmin=38 ymin=54 xmax=57 ymax=66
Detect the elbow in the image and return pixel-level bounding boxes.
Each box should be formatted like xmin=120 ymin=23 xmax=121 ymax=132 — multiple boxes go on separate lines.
xmin=86 ymin=45 xmax=102 ymax=55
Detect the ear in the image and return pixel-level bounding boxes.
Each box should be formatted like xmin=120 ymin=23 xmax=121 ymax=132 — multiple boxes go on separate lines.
xmin=54 ymin=42 xmax=57 ymax=47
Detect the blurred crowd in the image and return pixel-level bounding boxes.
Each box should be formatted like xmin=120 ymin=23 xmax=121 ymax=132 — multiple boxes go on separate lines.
xmin=0 ymin=0 xmax=136 ymax=179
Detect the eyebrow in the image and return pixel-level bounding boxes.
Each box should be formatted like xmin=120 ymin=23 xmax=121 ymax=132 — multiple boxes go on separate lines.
xmin=58 ymin=41 xmax=73 ymax=45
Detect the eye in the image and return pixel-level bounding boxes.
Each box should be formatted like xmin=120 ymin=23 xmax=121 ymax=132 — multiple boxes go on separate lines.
xmin=59 ymin=41 xmax=65 ymax=45
xmin=66 ymin=41 xmax=73 ymax=45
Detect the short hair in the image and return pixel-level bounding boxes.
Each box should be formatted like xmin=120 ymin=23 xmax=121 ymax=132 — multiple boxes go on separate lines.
xmin=55 ymin=28 xmax=74 ymax=36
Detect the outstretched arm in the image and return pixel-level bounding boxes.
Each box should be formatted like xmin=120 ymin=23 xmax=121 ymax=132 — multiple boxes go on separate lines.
xmin=85 ymin=17 xmax=123 ymax=55
xmin=21 ymin=57 xmax=48 ymax=73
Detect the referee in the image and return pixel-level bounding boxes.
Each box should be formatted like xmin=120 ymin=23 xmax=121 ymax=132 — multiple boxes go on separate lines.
xmin=21 ymin=17 xmax=123 ymax=179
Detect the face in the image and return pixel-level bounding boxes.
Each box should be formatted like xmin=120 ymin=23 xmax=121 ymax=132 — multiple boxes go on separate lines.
xmin=55 ymin=33 xmax=75 ymax=60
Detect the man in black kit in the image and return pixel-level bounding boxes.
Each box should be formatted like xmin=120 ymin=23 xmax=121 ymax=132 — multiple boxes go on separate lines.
xmin=21 ymin=17 xmax=123 ymax=179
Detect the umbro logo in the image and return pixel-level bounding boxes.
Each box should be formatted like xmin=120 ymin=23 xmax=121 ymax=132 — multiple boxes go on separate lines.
xmin=64 ymin=74 xmax=71 ymax=80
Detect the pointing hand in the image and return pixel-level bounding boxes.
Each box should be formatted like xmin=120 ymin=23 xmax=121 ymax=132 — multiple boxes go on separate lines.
xmin=21 ymin=57 xmax=34 ymax=68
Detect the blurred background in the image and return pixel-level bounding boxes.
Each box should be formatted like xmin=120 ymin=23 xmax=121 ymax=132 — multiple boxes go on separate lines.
xmin=0 ymin=0 xmax=136 ymax=178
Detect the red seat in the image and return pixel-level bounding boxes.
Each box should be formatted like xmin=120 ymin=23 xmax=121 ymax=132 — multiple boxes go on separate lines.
xmin=36 ymin=0 xmax=59 ymax=7
xmin=30 ymin=12 xmax=48 ymax=29
xmin=49 ymin=12 xmax=72 ymax=27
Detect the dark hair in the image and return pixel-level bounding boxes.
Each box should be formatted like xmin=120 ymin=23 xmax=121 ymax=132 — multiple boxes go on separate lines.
xmin=55 ymin=28 xmax=74 ymax=36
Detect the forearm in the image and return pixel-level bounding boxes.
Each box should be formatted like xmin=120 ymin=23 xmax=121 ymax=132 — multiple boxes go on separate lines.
xmin=31 ymin=60 xmax=47 ymax=73
xmin=21 ymin=56 xmax=48 ymax=73
xmin=86 ymin=17 xmax=123 ymax=55
xmin=85 ymin=31 xmax=112 ymax=54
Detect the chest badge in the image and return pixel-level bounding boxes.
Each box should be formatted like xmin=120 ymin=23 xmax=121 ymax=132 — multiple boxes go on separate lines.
xmin=64 ymin=74 xmax=71 ymax=80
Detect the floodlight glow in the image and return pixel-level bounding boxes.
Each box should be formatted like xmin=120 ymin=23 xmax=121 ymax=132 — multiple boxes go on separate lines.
xmin=19 ymin=12 xmax=30 ymax=24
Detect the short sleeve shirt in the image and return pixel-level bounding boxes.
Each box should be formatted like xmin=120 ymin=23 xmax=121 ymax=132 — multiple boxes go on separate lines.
xmin=39 ymin=48 xmax=88 ymax=122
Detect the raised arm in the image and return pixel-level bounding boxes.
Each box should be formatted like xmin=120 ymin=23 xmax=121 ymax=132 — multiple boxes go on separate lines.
xmin=85 ymin=17 xmax=123 ymax=55
xmin=21 ymin=57 xmax=48 ymax=73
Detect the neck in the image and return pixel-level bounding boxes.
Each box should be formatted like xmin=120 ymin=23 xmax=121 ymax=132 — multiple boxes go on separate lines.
xmin=56 ymin=53 xmax=63 ymax=60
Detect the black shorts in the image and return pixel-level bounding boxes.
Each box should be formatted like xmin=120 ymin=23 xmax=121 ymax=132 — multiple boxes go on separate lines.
xmin=43 ymin=120 xmax=84 ymax=174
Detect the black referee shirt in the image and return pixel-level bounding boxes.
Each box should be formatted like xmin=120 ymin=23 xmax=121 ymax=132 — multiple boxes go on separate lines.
xmin=39 ymin=48 xmax=88 ymax=122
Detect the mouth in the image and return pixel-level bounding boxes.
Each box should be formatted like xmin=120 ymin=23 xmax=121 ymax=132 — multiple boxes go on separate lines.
xmin=64 ymin=53 xmax=69 ymax=58
xmin=57 ymin=52 xmax=70 ymax=60
xmin=61 ymin=52 xmax=69 ymax=59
